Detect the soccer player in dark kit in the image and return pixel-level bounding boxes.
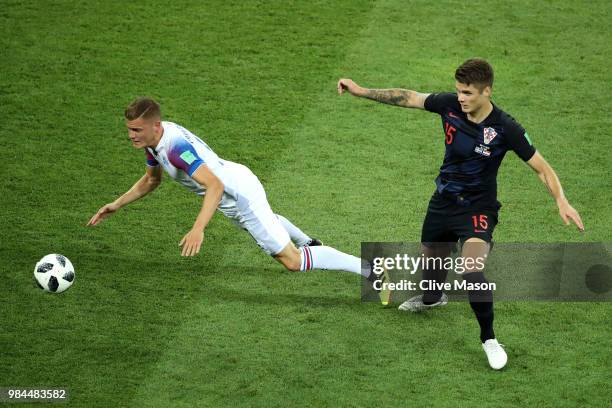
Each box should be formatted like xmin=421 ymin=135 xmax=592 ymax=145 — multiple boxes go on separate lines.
xmin=337 ymin=58 xmax=584 ymax=369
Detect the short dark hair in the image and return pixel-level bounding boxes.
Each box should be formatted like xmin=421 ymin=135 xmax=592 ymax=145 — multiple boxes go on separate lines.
xmin=124 ymin=97 xmax=161 ymax=121
xmin=455 ymin=58 xmax=494 ymax=89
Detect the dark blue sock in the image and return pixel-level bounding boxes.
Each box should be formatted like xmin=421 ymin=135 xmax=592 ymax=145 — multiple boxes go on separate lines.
xmin=464 ymin=272 xmax=495 ymax=342
xmin=422 ymin=267 xmax=448 ymax=305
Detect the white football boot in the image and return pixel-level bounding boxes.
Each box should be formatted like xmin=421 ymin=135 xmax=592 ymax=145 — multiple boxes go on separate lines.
xmin=482 ymin=339 xmax=507 ymax=370
xmin=398 ymin=293 xmax=448 ymax=312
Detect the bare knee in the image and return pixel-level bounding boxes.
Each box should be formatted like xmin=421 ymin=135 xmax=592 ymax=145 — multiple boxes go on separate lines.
xmin=461 ymin=238 xmax=490 ymax=274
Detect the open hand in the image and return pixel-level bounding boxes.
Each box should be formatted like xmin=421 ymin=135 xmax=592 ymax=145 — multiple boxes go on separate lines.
xmin=558 ymin=200 xmax=584 ymax=232
xmin=87 ymin=203 xmax=120 ymax=226
xmin=179 ymin=229 xmax=204 ymax=256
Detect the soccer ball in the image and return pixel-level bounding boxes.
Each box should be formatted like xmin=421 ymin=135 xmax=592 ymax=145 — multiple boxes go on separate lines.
xmin=34 ymin=254 xmax=75 ymax=293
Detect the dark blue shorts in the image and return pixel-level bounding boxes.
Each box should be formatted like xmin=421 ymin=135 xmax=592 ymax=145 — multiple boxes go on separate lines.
xmin=421 ymin=191 xmax=500 ymax=246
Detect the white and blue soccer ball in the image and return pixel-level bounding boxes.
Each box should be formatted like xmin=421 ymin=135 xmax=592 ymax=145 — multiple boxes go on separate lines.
xmin=34 ymin=254 xmax=75 ymax=293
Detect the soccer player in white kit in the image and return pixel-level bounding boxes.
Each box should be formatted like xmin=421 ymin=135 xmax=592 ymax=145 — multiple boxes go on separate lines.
xmin=87 ymin=97 xmax=369 ymax=277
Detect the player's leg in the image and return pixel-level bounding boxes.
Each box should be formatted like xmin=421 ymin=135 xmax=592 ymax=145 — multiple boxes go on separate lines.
xmin=461 ymin=238 xmax=495 ymax=342
xmin=399 ymin=194 xmax=454 ymax=312
xmin=422 ymin=242 xmax=453 ymax=304
xmin=398 ymin=243 xmax=452 ymax=312
xmin=459 ymin=208 xmax=506 ymax=370
xmin=234 ymin=177 xmax=368 ymax=277
xmin=273 ymin=240 xmax=391 ymax=303
xmin=246 ymin=211 xmax=369 ymax=277
xmin=274 ymin=214 xmax=321 ymax=247
xmin=273 ymin=241 xmax=368 ymax=277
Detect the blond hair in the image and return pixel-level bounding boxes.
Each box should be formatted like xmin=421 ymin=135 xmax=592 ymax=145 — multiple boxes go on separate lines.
xmin=124 ymin=97 xmax=161 ymax=120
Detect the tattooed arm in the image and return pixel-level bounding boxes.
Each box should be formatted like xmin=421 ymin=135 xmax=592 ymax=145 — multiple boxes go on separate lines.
xmin=337 ymin=78 xmax=429 ymax=109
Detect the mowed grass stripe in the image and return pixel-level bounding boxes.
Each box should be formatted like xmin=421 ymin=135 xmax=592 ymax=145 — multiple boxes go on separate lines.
xmin=0 ymin=1 xmax=383 ymax=407
xmin=1 ymin=1 xmax=379 ymax=407
xmin=147 ymin=1 xmax=609 ymax=405
xmin=133 ymin=1 xmax=609 ymax=406
xmin=1 ymin=0 xmax=610 ymax=407
xmin=128 ymin=3 xmax=388 ymax=407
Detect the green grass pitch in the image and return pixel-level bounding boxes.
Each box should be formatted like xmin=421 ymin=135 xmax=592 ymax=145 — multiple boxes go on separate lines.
xmin=1 ymin=1 xmax=611 ymax=406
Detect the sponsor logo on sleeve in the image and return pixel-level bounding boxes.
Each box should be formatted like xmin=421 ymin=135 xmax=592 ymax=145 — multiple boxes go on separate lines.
xmin=180 ymin=151 xmax=197 ymax=165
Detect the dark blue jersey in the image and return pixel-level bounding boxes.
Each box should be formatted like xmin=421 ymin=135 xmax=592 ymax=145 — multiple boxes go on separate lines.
xmin=424 ymin=92 xmax=536 ymax=205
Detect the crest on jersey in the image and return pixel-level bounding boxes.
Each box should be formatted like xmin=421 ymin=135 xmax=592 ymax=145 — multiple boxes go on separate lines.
xmin=483 ymin=127 xmax=497 ymax=144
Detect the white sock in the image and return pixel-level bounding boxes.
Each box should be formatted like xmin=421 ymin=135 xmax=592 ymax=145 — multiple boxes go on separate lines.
xmin=276 ymin=214 xmax=311 ymax=246
xmin=300 ymin=245 xmax=369 ymax=277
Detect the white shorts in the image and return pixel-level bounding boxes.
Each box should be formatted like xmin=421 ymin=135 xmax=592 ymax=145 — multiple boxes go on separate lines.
xmin=222 ymin=166 xmax=290 ymax=256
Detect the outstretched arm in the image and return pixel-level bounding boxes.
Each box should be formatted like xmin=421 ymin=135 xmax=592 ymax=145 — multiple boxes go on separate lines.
xmin=87 ymin=166 xmax=162 ymax=226
xmin=527 ymin=151 xmax=584 ymax=231
xmin=337 ymin=78 xmax=429 ymax=109
xmin=178 ymin=164 xmax=225 ymax=256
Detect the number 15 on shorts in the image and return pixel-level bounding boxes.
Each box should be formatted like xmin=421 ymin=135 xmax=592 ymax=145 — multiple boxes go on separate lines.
xmin=472 ymin=214 xmax=489 ymax=233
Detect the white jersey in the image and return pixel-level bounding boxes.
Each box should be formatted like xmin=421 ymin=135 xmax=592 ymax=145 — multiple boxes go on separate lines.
xmin=145 ymin=121 xmax=251 ymax=218
xmin=144 ymin=121 xmax=291 ymax=255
